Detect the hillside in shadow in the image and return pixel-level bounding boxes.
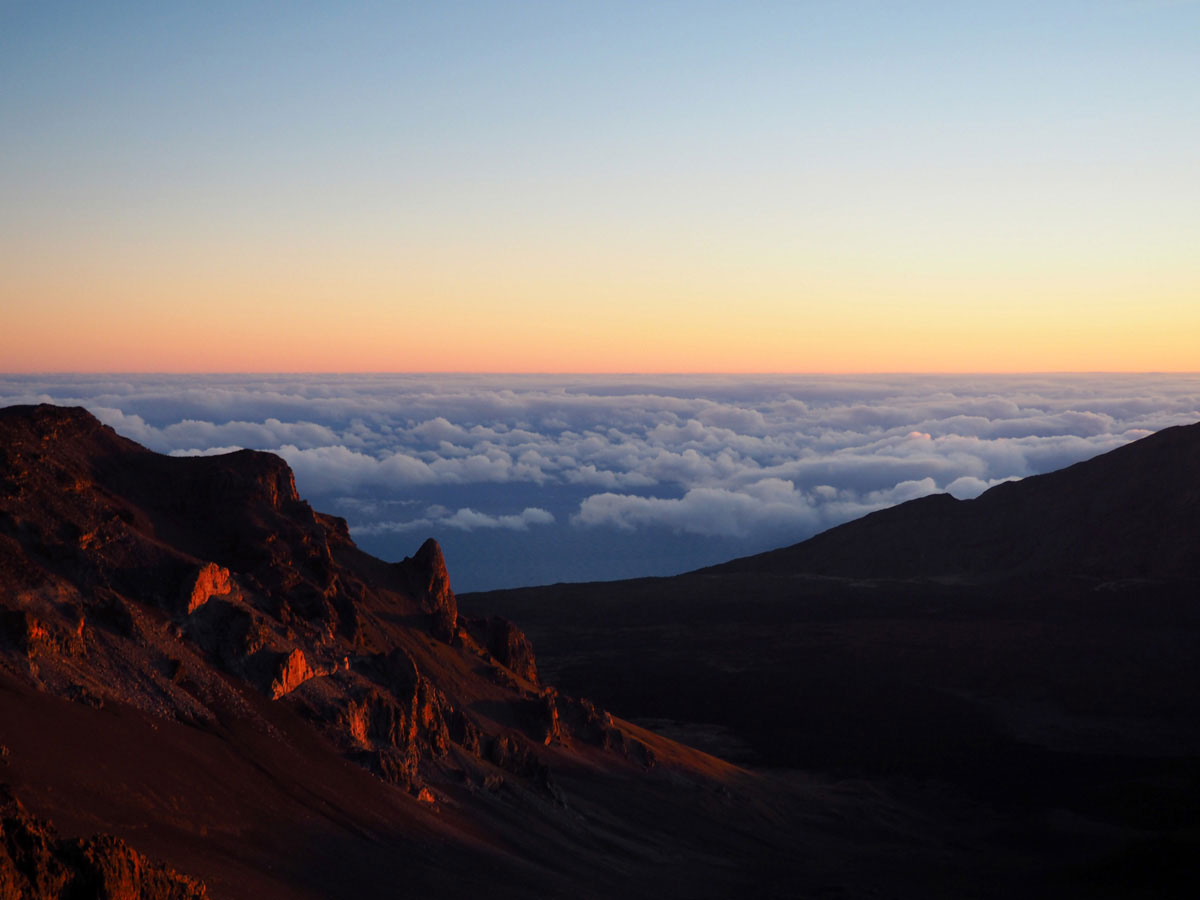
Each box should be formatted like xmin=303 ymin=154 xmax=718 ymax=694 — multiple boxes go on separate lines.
xmin=465 ymin=422 xmax=1200 ymax=898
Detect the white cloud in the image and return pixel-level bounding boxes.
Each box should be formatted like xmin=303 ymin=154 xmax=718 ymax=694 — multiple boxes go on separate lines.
xmin=168 ymin=445 xmax=245 ymax=457
xmin=410 ymin=417 xmax=471 ymax=443
xmin=443 ymin=507 xmax=555 ymax=531
xmin=5 ymin=373 xmax=1198 ymax=566
xmin=573 ymin=481 xmax=821 ymax=538
xmin=353 ymin=506 xmax=555 ymax=535
xmin=562 ymin=464 xmax=658 ymax=489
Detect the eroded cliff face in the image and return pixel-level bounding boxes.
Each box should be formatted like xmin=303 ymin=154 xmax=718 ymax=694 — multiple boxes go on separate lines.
xmin=0 ymin=404 xmax=651 ymax=806
xmin=182 ymin=563 xmax=231 ymax=616
xmin=396 ymin=537 xmax=458 ymax=642
xmin=463 ymin=615 xmax=539 ymax=684
xmin=0 ymin=788 xmax=207 ymax=900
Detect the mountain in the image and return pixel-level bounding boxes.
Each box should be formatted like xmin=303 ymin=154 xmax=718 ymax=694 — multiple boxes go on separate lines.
xmin=2 ymin=404 xmax=914 ymax=899
xmin=6 ymin=403 xmax=1199 ymax=898
xmin=706 ymin=420 xmax=1200 ymax=581
xmin=464 ymin=421 xmax=1200 ymax=897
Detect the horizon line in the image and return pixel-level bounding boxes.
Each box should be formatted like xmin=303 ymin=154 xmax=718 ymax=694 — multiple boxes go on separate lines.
xmin=4 ymin=370 xmax=1199 ymax=378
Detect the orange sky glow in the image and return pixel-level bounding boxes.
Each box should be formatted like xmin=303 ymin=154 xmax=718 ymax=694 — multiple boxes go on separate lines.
xmin=2 ymin=3 xmax=1197 ymax=374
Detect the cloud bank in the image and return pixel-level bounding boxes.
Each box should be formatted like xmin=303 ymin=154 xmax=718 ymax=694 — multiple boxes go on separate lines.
xmin=3 ymin=374 xmax=1197 ymax=589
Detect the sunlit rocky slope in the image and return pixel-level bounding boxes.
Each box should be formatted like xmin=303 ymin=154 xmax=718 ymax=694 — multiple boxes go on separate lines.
xmin=0 ymin=404 xmax=855 ymax=899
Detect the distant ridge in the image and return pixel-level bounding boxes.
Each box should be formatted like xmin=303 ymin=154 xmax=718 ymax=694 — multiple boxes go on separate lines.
xmin=464 ymin=417 xmax=1200 ymax=897
xmin=703 ymin=420 xmax=1200 ymax=580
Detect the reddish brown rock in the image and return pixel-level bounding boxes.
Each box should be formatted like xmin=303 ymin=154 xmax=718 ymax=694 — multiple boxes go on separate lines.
xmin=269 ymin=648 xmax=316 ymax=699
xmin=1 ymin=609 xmax=52 ymax=657
xmin=0 ymin=406 xmax=641 ymax=795
xmin=0 ymin=788 xmax=207 ymax=900
xmin=463 ymin=615 xmax=539 ymax=683
xmin=182 ymin=563 xmax=231 ymax=615
xmin=0 ymin=608 xmax=84 ymax=661
xmin=396 ymin=538 xmax=457 ymax=641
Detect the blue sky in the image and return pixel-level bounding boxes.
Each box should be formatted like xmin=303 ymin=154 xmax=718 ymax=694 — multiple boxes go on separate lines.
xmin=2 ymin=1 xmax=1197 ymax=372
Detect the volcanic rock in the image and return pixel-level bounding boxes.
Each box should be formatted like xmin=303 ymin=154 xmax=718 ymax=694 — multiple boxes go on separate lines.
xmin=0 ymin=787 xmax=207 ymax=900
xmin=395 ymin=537 xmax=458 ymax=641
xmin=463 ymin=614 xmax=539 ymax=683
xmin=182 ymin=562 xmax=232 ymax=615
xmin=0 ymin=405 xmax=698 ymax=822
xmin=268 ymin=648 xmax=318 ymax=699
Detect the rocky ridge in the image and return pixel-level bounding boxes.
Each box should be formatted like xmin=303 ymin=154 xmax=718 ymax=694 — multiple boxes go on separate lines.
xmin=0 ymin=787 xmax=207 ymax=900
xmin=0 ymin=405 xmax=710 ymax=898
xmin=0 ymin=404 xmax=648 ymax=804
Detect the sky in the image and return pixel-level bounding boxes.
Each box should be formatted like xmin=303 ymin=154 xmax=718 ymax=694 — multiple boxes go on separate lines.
xmin=2 ymin=1 xmax=1198 ymax=373
xmin=3 ymin=373 xmax=1197 ymax=590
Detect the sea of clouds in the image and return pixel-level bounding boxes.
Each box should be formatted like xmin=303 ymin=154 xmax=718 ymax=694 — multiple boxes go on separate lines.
xmin=3 ymin=374 xmax=1197 ymax=591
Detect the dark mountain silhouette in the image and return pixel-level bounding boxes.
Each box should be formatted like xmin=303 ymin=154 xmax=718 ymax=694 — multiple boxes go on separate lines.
xmin=465 ymin=421 xmax=1200 ymax=898
xmin=706 ymin=420 xmax=1200 ymax=581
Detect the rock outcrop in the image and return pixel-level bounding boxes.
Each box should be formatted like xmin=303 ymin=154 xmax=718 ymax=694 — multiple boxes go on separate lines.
xmin=182 ymin=563 xmax=232 ymax=615
xmin=0 ymin=788 xmax=207 ymax=900
xmin=269 ymin=648 xmax=318 ymax=699
xmin=0 ymin=404 xmax=640 ymax=811
xmin=395 ymin=537 xmax=458 ymax=642
xmin=463 ymin=615 xmax=539 ymax=684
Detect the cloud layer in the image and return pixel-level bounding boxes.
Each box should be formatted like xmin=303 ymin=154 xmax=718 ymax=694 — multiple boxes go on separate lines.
xmin=3 ymin=374 xmax=1197 ymax=589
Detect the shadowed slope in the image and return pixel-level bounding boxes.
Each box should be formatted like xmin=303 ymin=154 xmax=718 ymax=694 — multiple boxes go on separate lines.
xmin=706 ymin=420 xmax=1200 ymax=580
xmin=464 ymin=421 xmax=1200 ymax=898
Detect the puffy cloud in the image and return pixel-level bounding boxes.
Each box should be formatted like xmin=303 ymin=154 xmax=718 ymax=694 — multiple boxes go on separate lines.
xmin=270 ymin=444 xmax=437 ymax=493
xmin=410 ymin=417 xmax=471 ymax=443
xmin=573 ymin=485 xmax=820 ymax=538
xmin=570 ymin=475 xmax=946 ymax=538
xmin=4 ymin=373 xmax=1198 ymax=585
xmin=354 ymin=506 xmax=554 ymax=535
xmin=562 ymin=464 xmax=658 ymax=489
xmin=443 ymin=507 xmax=555 ymax=531
xmin=169 ymin=445 xmax=245 ymax=457
xmin=87 ymin=408 xmax=346 ymax=454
